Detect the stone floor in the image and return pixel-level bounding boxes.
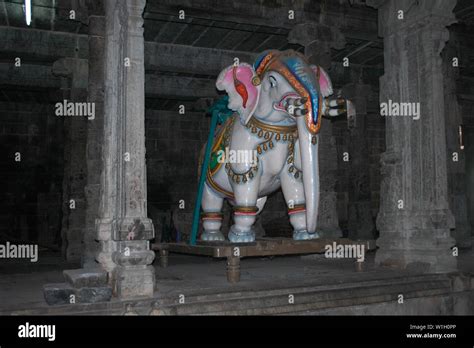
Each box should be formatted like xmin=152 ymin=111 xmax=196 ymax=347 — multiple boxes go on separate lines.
xmin=0 ymin=245 xmax=473 ymax=313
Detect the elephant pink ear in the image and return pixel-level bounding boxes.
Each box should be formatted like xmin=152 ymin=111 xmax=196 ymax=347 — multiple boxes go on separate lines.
xmin=216 ymin=63 xmax=261 ymax=125
xmin=311 ymin=65 xmax=333 ymax=98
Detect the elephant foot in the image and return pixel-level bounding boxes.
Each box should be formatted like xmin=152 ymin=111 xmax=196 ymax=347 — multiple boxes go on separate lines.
xmin=201 ymin=230 xmax=225 ymax=242
xmin=228 ymin=225 xmax=255 ymax=243
xmin=293 ymin=230 xmax=320 ymax=241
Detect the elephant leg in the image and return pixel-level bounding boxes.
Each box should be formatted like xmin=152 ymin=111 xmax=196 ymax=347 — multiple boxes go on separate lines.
xmin=201 ymin=182 xmax=225 ymax=241
xmin=228 ymin=175 xmax=261 ymax=243
xmin=280 ymin=163 xmax=320 ymax=240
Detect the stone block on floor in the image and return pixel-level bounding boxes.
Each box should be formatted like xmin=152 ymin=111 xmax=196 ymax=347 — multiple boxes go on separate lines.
xmin=43 ymin=283 xmax=75 ymax=306
xmin=43 ymin=282 xmax=113 ymax=305
xmin=63 ymin=268 xmax=108 ymax=288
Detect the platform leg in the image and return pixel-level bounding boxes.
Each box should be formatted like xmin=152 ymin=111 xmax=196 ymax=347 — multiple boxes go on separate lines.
xmin=355 ymin=260 xmax=364 ymax=272
xmin=159 ymin=249 xmax=169 ymax=268
xmin=227 ymin=255 xmax=240 ymax=283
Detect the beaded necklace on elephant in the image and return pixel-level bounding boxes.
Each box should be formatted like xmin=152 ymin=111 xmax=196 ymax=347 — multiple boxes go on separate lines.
xmin=223 ymin=115 xmax=302 ymax=184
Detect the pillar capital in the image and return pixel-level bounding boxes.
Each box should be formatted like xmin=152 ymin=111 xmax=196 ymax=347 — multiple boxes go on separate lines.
xmin=369 ymin=0 xmax=457 ymax=38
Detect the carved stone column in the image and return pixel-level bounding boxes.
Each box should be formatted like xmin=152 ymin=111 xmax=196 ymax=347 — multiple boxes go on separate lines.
xmin=52 ymin=58 xmax=88 ymax=262
xmin=84 ymin=0 xmax=105 ymax=268
xmin=96 ymin=0 xmax=155 ymax=297
xmin=288 ymin=22 xmax=345 ymax=238
xmin=369 ymin=0 xmax=457 ymax=272
xmin=343 ymin=83 xmax=376 ymax=240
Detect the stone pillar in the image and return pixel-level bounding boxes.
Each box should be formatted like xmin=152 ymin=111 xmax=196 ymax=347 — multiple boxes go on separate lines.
xmin=96 ymin=0 xmax=155 ymax=297
xmin=343 ymin=83 xmax=376 ymax=240
xmin=84 ymin=0 xmax=105 ymax=268
xmin=442 ymin=34 xmax=472 ymax=249
xmin=288 ymin=22 xmax=345 ymax=238
xmin=52 ymin=58 xmax=89 ymax=262
xmin=369 ymin=0 xmax=457 ymax=272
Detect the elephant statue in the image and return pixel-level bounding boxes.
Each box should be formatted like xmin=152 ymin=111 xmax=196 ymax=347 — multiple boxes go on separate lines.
xmin=200 ymin=49 xmax=354 ymax=243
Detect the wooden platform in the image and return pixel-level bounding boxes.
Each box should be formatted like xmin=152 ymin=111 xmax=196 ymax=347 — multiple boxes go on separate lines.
xmin=152 ymin=238 xmax=376 ymax=283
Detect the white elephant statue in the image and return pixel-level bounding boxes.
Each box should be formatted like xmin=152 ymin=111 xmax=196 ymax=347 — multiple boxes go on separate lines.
xmin=200 ymin=49 xmax=354 ymax=243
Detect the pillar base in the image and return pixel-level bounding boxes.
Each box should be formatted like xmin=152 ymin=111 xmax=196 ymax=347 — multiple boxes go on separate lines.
xmin=375 ymin=229 xmax=457 ymax=273
xmin=112 ymin=243 xmax=155 ymax=298
xmin=113 ymin=265 xmax=155 ymax=298
xmin=96 ymin=239 xmax=156 ymax=298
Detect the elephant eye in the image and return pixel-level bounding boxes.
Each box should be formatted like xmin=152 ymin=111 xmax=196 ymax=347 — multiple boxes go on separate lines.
xmin=269 ymin=75 xmax=277 ymax=88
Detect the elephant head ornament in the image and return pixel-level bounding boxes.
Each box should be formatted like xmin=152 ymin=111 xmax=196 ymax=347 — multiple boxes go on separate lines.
xmin=200 ymin=50 xmax=354 ymax=243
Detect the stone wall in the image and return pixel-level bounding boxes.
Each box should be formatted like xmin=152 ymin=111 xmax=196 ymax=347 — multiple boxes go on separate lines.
xmin=0 ymin=101 xmax=64 ymax=248
xmin=145 ymin=109 xmax=210 ymax=242
xmin=332 ymin=65 xmax=384 ymax=236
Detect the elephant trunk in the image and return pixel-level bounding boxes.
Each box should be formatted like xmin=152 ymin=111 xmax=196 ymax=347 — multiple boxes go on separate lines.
xmin=295 ymin=116 xmax=319 ymax=234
